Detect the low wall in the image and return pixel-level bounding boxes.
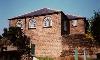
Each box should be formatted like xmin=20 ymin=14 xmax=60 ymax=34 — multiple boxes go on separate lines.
xmin=55 ymin=55 xmax=97 ymax=60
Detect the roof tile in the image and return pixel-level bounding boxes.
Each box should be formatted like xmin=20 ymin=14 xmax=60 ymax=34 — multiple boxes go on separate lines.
xmin=8 ymin=8 xmax=85 ymax=20
xmin=9 ymin=8 xmax=60 ymax=20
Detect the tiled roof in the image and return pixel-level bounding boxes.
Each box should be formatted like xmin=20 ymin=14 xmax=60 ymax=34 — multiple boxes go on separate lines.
xmin=66 ymin=14 xmax=85 ymax=20
xmin=8 ymin=8 xmax=60 ymax=20
xmin=8 ymin=8 xmax=85 ymax=20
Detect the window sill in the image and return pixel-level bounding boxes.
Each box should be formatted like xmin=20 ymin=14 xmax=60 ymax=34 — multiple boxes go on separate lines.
xmin=16 ymin=27 xmax=23 ymax=30
xmin=28 ymin=28 xmax=36 ymax=29
xmin=71 ymin=25 xmax=77 ymax=27
xmin=43 ymin=26 xmax=52 ymax=28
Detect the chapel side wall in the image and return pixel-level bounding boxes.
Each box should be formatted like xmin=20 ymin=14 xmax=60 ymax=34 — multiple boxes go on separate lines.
xmin=61 ymin=18 xmax=86 ymax=54
xmin=69 ymin=19 xmax=85 ymax=34
xmin=61 ymin=13 xmax=69 ymax=35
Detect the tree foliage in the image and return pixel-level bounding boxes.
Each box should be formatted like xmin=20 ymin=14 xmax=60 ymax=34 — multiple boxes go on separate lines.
xmin=1 ymin=27 xmax=30 ymax=49
xmin=0 ymin=35 xmax=2 ymax=39
xmin=91 ymin=11 xmax=100 ymax=45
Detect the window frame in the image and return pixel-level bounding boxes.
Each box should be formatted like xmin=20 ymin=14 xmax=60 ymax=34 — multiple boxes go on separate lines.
xmin=16 ymin=20 xmax=23 ymax=29
xmin=72 ymin=20 xmax=77 ymax=27
xmin=29 ymin=18 xmax=36 ymax=29
xmin=43 ymin=16 xmax=52 ymax=28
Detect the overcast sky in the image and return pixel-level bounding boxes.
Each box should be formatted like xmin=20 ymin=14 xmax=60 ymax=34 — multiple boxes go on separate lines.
xmin=0 ymin=0 xmax=100 ymax=35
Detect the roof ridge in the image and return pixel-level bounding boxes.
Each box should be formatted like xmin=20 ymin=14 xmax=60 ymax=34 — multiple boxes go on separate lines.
xmin=66 ymin=14 xmax=85 ymax=17
xmin=9 ymin=8 xmax=61 ymax=20
xmin=8 ymin=8 xmax=85 ymax=20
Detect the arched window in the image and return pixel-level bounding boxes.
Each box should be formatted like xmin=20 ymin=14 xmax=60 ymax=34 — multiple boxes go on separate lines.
xmin=29 ymin=18 xmax=36 ymax=28
xmin=16 ymin=20 xmax=23 ymax=29
xmin=43 ymin=17 xmax=52 ymax=27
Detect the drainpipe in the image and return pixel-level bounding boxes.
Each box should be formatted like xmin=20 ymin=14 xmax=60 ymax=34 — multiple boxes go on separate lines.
xmin=75 ymin=47 xmax=78 ymax=60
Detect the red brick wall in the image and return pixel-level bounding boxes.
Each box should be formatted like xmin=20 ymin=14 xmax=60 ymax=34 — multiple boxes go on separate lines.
xmin=9 ymin=13 xmax=62 ymax=57
xmin=9 ymin=13 xmax=86 ymax=58
xmin=69 ymin=19 xmax=85 ymax=34
xmin=26 ymin=13 xmax=62 ymax=57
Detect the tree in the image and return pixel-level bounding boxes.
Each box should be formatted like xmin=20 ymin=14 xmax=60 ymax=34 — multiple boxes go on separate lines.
xmin=0 ymin=35 xmax=2 ymax=39
xmin=91 ymin=11 xmax=100 ymax=45
xmin=1 ymin=27 xmax=30 ymax=49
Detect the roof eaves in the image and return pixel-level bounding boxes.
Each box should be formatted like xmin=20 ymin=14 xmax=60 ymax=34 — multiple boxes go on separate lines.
xmin=8 ymin=12 xmax=61 ymax=20
xmin=66 ymin=14 xmax=86 ymax=20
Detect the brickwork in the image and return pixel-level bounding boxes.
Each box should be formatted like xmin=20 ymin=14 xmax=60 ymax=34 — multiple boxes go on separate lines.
xmin=9 ymin=13 xmax=62 ymax=57
xmin=69 ymin=19 xmax=85 ymax=34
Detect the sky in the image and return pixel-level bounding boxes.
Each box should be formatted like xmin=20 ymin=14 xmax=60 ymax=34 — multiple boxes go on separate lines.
xmin=0 ymin=0 xmax=100 ymax=35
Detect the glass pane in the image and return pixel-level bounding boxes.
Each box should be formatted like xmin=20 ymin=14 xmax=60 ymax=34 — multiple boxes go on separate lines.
xmin=72 ymin=20 xmax=77 ymax=26
xmin=29 ymin=19 xmax=36 ymax=28
xmin=16 ymin=20 xmax=23 ymax=29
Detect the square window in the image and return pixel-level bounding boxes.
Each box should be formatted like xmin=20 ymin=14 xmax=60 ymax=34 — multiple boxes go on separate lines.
xmin=72 ymin=20 xmax=77 ymax=27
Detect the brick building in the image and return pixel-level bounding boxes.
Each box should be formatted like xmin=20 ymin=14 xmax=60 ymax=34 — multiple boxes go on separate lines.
xmin=8 ymin=8 xmax=96 ymax=60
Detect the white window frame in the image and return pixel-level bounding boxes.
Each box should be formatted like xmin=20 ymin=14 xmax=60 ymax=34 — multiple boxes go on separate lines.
xmin=43 ymin=16 xmax=52 ymax=27
xmin=16 ymin=20 xmax=23 ymax=29
xmin=29 ymin=18 xmax=36 ymax=28
xmin=72 ymin=20 xmax=77 ymax=27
